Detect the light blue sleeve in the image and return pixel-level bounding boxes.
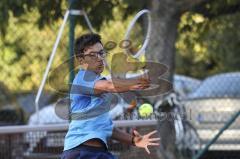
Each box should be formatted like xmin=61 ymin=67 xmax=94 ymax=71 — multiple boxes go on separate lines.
xmin=70 ymin=70 xmax=105 ymax=95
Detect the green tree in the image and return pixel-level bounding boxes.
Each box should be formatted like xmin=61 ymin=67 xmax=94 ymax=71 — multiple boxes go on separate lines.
xmin=1 ymin=1 xmax=240 ymax=158
xmin=1 ymin=0 xmax=240 ymax=79
xmin=0 ymin=1 xmax=140 ymax=92
xmin=176 ymin=11 xmax=240 ymax=78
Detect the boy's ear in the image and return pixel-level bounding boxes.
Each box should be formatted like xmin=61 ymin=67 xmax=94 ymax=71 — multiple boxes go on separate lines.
xmin=77 ymin=57 xmax=84 ymax=65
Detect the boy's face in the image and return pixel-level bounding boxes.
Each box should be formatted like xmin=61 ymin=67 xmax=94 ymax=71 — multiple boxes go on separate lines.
xmin=79 ymin=42 xmax=105 ymax=74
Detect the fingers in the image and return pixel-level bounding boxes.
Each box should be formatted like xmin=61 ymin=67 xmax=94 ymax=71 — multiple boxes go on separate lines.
xmin=140 ymin=77 xmax=150 ymax=83
xmin=133 ymin=84 xmax=149 ymax=90
xmin=137 ymin=79 xmax=150 ymax=86
xmin=145 ymin=146 xmax=150 ymax=154
xmin=139 ymin=80 xmax=150 ymax=89
xmin=137 ymin=82 xmax=149 ymax=87
xmin=146 ymin=130 xmax=158 ymax=138
xmin=148 ymin=142 xmax=160 ymax=146
xmin=136 ymin=76 xmax=150 ymax=90
xmin=149 ymin=138 xmax=160 ymax=142
xmin=140 ymin=84 xmax=150 ymax=89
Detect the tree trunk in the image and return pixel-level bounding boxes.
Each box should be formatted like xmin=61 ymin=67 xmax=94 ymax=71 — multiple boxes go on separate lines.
xmin=146 ymin=0 xmax=211 ymax=159
xmin=146 ymin=0 xmax=210 ymax=99
xmin=146 ymin=0 xmax=181 ymax=103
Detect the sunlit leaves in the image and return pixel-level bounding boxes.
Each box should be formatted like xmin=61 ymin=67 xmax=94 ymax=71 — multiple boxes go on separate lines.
xmin=176 ymin=10 xmax=240 ymax=78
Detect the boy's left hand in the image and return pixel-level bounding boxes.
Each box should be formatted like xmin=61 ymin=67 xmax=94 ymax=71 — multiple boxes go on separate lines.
xmin=133 ymin=130 xmax=160 ymax=154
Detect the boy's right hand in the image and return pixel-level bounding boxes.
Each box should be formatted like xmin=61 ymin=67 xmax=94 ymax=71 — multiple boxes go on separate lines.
xmin=130 ymin=76 xmax=150 ymax=90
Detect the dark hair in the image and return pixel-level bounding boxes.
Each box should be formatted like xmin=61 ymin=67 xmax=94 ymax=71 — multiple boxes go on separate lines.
xmin=74 ymin=33 xmax=102 ymax=58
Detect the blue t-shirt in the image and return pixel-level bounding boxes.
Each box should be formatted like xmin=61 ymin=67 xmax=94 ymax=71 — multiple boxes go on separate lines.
xmin=63 ymin=69 xmax=114 ymax=151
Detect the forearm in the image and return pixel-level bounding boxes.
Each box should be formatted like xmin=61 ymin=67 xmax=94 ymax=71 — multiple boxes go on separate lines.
xmin=107 ymin=78 xmax=140 ymax=93
xmin=94 ymin=76 xmax=149 ymax=94
xmin=111 ymin=127 xmax=133 ymax=145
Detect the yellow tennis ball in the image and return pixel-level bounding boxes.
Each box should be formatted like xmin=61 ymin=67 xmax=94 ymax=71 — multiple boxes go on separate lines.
xmin=138 ymin=103 xmax=153 ymax=117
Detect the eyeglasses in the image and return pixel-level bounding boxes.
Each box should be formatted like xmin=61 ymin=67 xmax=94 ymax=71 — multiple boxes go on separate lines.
xmin=82 ymin=50 xmax=108 ymax=60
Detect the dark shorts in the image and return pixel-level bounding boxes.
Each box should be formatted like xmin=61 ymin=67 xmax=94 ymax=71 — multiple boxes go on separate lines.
xmin=61 ymin=144 xmax=117 ymax=159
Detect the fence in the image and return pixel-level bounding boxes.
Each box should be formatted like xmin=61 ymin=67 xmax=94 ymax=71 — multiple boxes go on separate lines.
xmin=0 ymin=120 xmax=161 ymax=159
xmin=1 ymin=2 xmax=240 ymax=159
xmin=181 ymin=73 xmax=240 ymax=153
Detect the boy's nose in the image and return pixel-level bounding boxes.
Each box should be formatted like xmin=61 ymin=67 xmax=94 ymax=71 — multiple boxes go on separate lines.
xmin=97 ymin=55 xmax=104 ymax=61
xmin=97 ymin=54 xmax=104 ymax=60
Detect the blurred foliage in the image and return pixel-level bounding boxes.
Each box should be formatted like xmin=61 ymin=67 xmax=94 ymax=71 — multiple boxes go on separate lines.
xmin=0 ymin=0 xmax=67 ymax=37
xmin=0 ymin=10 xmax=69 ymax=92
xmin=0 ymin=0 xmax=239 ymax=93
xmin=176 ymin=0 xmax=240 ymax=78
xmin=0 ymin=0 xmax=147 ymax=37
xmin=0 ymin=1 xmax=143 ymax=93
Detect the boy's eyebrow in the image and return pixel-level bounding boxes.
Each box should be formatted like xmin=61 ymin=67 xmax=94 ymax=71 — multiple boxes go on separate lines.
xmin=88 ymin=49 xmax=104 ymax=54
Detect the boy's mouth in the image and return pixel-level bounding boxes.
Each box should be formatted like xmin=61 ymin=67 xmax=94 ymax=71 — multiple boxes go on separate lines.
xmin=98 ymin=61 xmax=104 ymax=67
xmin=97 ymin=63 xmax=104 ymax=69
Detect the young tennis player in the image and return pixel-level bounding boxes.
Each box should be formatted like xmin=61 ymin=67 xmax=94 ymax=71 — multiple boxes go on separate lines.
xmin=61 ymin=33 xmax=160 ymax=159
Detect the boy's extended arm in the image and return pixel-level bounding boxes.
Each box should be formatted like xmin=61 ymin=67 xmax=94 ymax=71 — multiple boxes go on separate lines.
xmin=94 ymin=76 xmax=150 ymax=94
